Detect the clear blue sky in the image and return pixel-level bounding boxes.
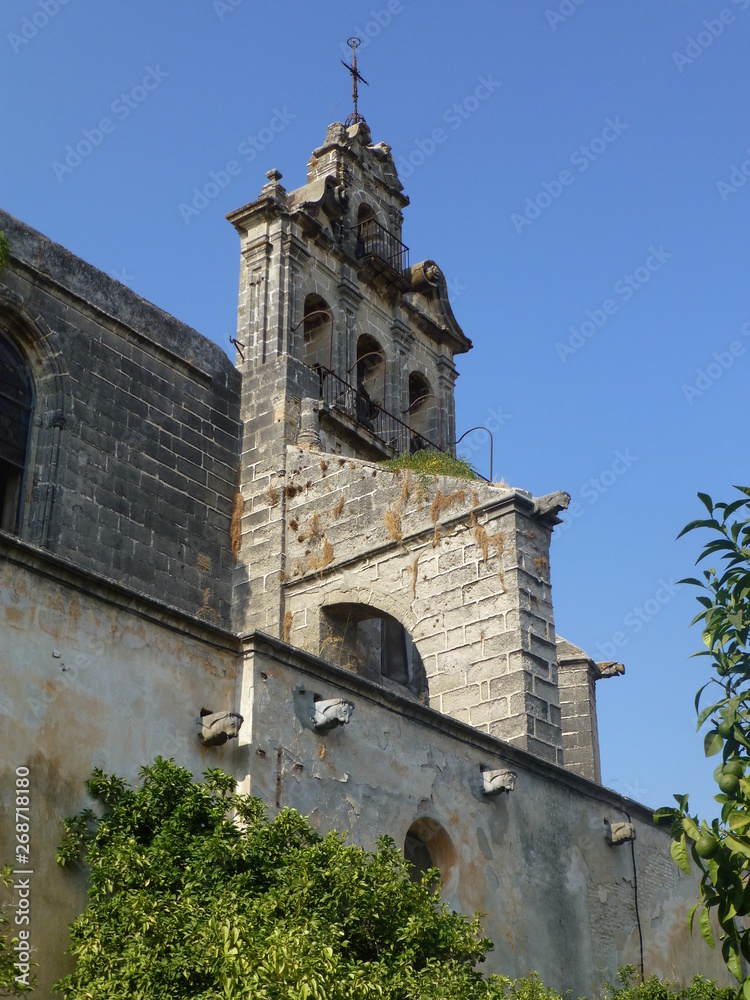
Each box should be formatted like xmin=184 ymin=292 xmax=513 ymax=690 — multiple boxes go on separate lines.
xmin=3 ymin=0 xmax=749 ymax=820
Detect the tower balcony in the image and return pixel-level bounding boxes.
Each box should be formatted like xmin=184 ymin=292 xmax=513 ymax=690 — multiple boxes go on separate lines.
xmin=355 ymin=218 xmax=410 ymax=290
xmin=311 ymin=366 xmax=441 ymax=456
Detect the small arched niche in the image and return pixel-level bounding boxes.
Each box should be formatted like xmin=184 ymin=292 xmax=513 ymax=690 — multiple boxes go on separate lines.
xmin=403 ymin=818 xmax=458 ymax=895
xmin=320 ymin=602 xmax=428 ymax=703
xmin=0 ymin=330 xmax=33 ymax=534
xmin=301 ymin=293 xmax=332 ymax=372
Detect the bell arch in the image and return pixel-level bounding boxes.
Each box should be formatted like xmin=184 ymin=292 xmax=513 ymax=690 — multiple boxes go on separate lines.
xmin=406 ymin=370 xmax=439 ymax=449
xmin=301 ymin=292 xmax=333 ymax=372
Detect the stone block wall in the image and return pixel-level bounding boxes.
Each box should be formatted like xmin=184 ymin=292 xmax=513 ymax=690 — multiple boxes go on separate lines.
xmin=559 ymin=639 xmax=624 ymax=783
xmin=271 ymin=445 xmax=565 ymax=763
xmin=0 ymin=209 xmax=242 ymax=627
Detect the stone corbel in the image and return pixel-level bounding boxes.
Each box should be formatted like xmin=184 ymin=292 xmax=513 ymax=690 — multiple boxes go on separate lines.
xmin=311 ymin=698 xmax=355 ymax=732
xmin=481 ymin=767 xmax=517 ymax=796
xmin=605 ymin=820 xmax=636 ymax=845
xmin=197 ymin=709 xmax=244 ymax=746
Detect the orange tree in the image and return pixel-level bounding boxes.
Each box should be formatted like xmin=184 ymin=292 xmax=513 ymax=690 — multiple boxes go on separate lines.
xmin=656 ymin=488 xmax=750 ymax=992
xmin=55 ymin=757 xmax=506 ymax=1000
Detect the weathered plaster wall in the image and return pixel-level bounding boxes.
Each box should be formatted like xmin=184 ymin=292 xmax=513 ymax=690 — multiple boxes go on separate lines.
xmin=0 ymin=538 xmax=730 ymax=997
xmin=275 ymin=446 xmax=565 ymax=762
xmin=238 ymin=633 xmax=732 ymax=999
xmin=0 ymin=209 xmax=241 ymax=627
xmin=0 ymin=537 xmax=240 ymax=996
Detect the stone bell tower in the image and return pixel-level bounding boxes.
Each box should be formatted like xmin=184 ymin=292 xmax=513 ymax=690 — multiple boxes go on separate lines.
xmin=227 ymin=118 xmax=472 ymax=630
xmin=227 ymin=116 xmax=574 ymax=766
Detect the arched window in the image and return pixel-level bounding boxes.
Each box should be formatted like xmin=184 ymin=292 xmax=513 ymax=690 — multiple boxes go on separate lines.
xmin=0 ymin=331 xmax=33 ymax=534
xmin=354 ymin=333 xmax=385 ymax=408
xmin=302 ymin=294 xmax=333 ymax=372
xmin=403 ymin=818 xmax=457 ymax=891
xmin=355 ymin=203 xmax=382 ymax=263
xmin=406 ymin=371 xmax=439 ymax=450
xmin=320 ymin=602 xmax=428 ymax=702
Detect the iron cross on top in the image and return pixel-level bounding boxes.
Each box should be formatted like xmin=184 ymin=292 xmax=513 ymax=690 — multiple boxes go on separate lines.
xmin=341 ymin=37 xmax=368 ymax=127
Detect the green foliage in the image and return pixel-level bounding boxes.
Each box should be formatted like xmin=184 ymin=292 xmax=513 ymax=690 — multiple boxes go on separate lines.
xmin=55 ymin=757 xmax=506 ymax=999
xmin=491 ymin=970 xmax=570 ymax=1000
xmin=0 ymin=231 xmax=9 ymax=272
xmin=655 ymin=488 xmax=750 ymax=989
xmin=380 ymin=449 xmax=479 ymax=481
xmin=0 ymin=865 xmax=34 ymax=994
xmin=603 ymin=965 xmax=734 ymax=1000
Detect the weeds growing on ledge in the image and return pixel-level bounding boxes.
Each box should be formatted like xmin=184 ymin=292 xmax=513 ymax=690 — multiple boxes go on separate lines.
xmin=379 ymin=450 xmax=479 ymax=481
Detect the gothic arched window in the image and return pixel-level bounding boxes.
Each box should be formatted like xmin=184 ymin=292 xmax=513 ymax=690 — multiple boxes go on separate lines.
xmin=0 ymin=331 xmax=33 ymax=533
xmin=0 ymin=334 xmax=34 ymax=533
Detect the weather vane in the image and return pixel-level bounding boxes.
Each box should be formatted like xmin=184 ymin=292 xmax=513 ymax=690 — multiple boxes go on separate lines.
xmin=341 ymin=37 xmax=368 ymax=127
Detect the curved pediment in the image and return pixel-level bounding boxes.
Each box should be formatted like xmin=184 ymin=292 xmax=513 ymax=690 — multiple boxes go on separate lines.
xmin=404 ymin=260 xmax=472 ymax=355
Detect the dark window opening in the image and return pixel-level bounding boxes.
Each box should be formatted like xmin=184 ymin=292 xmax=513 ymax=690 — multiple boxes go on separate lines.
xmin=402 ymin=818 xmax=456 ymax=892
xmin=0 ymin=333 xmax=32 ymax=534
xmin=320 ymin=603 xmax=428 ymax=702
xmin=404 ymin=830 xmax=435 ymax=884
xmin=352 ymin=334 xmax=385 ymax=427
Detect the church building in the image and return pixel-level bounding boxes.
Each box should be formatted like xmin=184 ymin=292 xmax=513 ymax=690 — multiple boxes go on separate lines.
xmin=0 ymin=96 xmax=727 ymax=996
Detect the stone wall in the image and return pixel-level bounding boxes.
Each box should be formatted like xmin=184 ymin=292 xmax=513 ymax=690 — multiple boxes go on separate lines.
xmin=0 ymin=534 xmax=730 ymax=998
xmin=0 ymin=536 xmax=240 ymax=996
xmin=238 ymin=632 xmax=732 ymax=999
xmin=274 ymin=445 xmax=566 ymax=763
xmin=0 ymin=209 xmax=241 ymax=627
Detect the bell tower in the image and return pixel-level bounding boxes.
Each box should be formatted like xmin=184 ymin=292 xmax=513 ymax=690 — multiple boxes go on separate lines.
xmin=227 ymin=114 xmax=473 ymax=632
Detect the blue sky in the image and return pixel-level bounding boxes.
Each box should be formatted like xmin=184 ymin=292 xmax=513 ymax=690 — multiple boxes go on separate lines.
xmin=2 ymin=0 xmax=749 ymax=820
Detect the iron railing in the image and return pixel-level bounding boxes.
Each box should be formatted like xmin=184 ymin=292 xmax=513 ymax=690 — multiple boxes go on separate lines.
xmin=315 ymin=367 xmax=440 ymax=455
xmin=355 ymin=218 xmax=410 ymax=276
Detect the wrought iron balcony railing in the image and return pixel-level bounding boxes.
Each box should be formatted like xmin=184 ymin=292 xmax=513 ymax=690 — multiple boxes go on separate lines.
xmin=313 ymin=366 xmax=441 ymax=455
xmin=355 ymin=218 xmax=410 ymax=278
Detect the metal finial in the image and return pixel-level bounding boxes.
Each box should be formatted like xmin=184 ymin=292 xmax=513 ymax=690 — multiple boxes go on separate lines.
xmin=341 ymin=36 xmax=368 ymax=127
